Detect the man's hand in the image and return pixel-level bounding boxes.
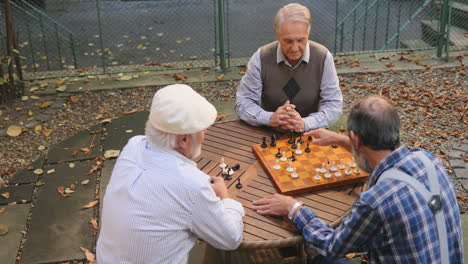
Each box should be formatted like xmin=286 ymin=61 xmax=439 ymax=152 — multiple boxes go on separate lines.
xmin=210 ymin=176 xmax=230 ymax=199
xmin=305 ymin=128 xmax=351 ymax=151
xmin=278 ymin=107 xmax=305 ymax=132
xmin=269 ymin=100 xmax=294 ymax=128
xmin=252 ymin=194 xmax=298 ymax=216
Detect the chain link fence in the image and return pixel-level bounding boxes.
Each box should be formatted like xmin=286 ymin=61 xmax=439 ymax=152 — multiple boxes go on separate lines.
xmin=2 ymin=0 xmax=467 ymax=80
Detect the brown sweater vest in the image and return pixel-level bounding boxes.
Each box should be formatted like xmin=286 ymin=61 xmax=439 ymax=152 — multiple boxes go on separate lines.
xmin=260 ymin=41 xmax=328 ymax=117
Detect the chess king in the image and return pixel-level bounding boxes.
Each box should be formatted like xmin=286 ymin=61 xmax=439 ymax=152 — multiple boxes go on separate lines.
xmin=97 ymin=84 xmax=245 ymax=264
xmin=252 ymin=96 xmax=463 ymax=263
xmin=235 ymin=3 xmax=343 ymax=133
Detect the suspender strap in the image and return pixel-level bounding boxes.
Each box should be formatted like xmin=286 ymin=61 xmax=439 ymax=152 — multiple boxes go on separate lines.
xmin=378 ymin=152 xmax=449 ymax=264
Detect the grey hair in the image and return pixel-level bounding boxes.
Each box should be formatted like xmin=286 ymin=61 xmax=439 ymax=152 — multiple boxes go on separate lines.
xmin=274 ymin=3 xmax=311 ymax=33
xmin=145 ymin=120 xmax=200 ymax=150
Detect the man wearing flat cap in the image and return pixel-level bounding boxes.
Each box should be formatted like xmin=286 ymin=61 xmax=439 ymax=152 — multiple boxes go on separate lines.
xmin=97 ymin=84 xmax=245 ymax=263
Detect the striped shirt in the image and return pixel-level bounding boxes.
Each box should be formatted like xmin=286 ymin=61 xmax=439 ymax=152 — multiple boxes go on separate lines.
xmin=97 ymin=136 xmax=245 ymax=264
xmin=293 ymin=146 xmax=463 ymax=263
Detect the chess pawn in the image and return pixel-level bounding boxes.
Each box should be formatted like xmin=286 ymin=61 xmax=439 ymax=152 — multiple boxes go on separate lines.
xmin=335 ymin=172 xmax=342 ymax=177
xmin=350 ymin=162 xmax=357 ymax=168
xmin=222 ymin=166 xmax=228 ymax=176
xmin=329 ymin=160 xmax=337 ymax=172
xmin=295 ymin=142 xmax=302 ymax=155
xmin=286 ymin=161 xmax=294 ymax=173
xmin=261 ymin=136 xmax=268 ymax=148
xmin=219 ymin=157 xmax=227 ymax=169
xmin=354 ymin=168 xmax=361 ymax=175
xmin=314 ymin=174 xmax=322 ymax=181
xmin=275 ymin=148 xmax=282 ymax=158
xmin=344 ymin=166 xmax=352 ymax=176
xmin=319 ymin=162 xmax=327 ymax=174
xmin=305 ymin=143 xmax=311 ymax=153
xmin=291 ymin=168 xmax=299 ymax=179
xmin=338 ymin=159 xmax=345 ymax=170
xmin=290 ymin=151 xmax=296 ymax=162
xmin=225 ymin=168 xmax=234 ymax=180
xmin=273 ymin=159 xmax=281 ymax=170
xmin=270 ymin=135 xmax=277 ymax=147
xmin=324 ymin=173 xmax=332 ymax=179
xmin=280 ymin=151 xmax=287 ymax=162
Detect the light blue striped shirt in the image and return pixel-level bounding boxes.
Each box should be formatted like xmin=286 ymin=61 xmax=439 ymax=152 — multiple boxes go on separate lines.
xmin=97 ymin=136 xmax=245 ymax=264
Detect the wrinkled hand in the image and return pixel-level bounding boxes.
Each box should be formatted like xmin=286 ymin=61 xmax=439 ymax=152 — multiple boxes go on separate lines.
xmin=304 ymin=128 xmax=344 ymax=146
xmin=278 ymin=107 xmax=305 ymax=132
xmin=210 ymin=176 xmax=230 ymax=199
xmin=251 ymin=194 xmax=298 ymax=216
xmin=270 ymin=100 xmax=294 ymax=128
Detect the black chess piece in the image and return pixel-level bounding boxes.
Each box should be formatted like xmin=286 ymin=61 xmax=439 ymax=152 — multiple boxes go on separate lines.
xmin=308 ymin=136 xmax=312 ymax=141
xmin=261 ymin=136 xmax=267 ymax=148
xmin=236 ymin=177 xmax=243 ymax=189
xmin=270 ymin=135 xmax=277 ymax=147
xmin=225 ymin=168 xmax=232 ymax=181
xmin=291 ymin=141 xmax=297 ymax=149
xmin=276 ymin=148 xmax=282 ymax=158
xmin=298 ymin=133 xmax=304 ymax=144
xmin=231 ymin=164 xmax=240 ymax=171
xmin=290 ymin=151 xmax=296 ymax=161
xmin=288 ymin=130 xmax=295 ymax=144
xmin=331 ymin=145 xmax=338 ymax=148
xmin=305 ymin=143 xmax=311 ymax=153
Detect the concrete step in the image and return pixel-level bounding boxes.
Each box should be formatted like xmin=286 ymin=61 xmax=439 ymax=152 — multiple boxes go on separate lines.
xmin=400 ymin=39 xmax=432 ymax=50
xmin=421 ymin=19 xmax=468 ymax=49
xmin=452 ymin=2 xmax=468 ymax=31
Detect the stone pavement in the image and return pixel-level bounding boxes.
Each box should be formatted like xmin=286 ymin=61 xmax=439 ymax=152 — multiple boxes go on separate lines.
xmin=1 ymin=50 xmax=467 ymax=263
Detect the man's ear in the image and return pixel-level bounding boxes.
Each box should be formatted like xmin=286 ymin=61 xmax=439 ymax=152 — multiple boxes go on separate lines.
xmin=177 ymin=134 xmax=189 ymax=149
xmin=349 ymin=130 xmax=361 ymax=150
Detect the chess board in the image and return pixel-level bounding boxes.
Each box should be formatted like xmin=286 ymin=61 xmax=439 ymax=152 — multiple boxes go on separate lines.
xmin=252 ymin=137 xmax=369 ymax=195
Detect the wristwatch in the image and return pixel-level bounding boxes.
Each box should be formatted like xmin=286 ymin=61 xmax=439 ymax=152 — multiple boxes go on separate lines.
xmin=288 ymin=201 xmax=304 ymax=221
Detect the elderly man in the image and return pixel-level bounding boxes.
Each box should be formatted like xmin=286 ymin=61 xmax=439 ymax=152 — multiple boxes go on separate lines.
xmin=252 ymin=96 xmax=463 ymax=263
xmin=236 ymin=3 xmax=342 ymax=133
xmin=97 ymin=84 xmax=245 ymax=263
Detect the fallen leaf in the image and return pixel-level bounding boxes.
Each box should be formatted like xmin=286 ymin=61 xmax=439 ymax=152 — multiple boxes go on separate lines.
xmin=345 ymin=253 xmax=356 ymax=260
xmin=69 ymin=163 xmax=75 ymax=168
xmin=80 ymin=148 xmax=92 ymax=154
xmin=125 ymin=130 xmax=133 ymax=133
xmin=21 ymin=96 xmax=29 ymax=101
xmin=90 ymin=218 xmax=98 ymax=231
xmin=47 ymin=169 xmax=55 ymax=174
xmin=80 ymin=247 xmax=96 ymax=264
xmin=34 ymin=124 xmax=42 ymax=132
xmin=64 ymin=188 xmax=74 ymax=194
xmin=81 ymin=179 xmax=90 ymax=185
xmin=0 ymin=224 xmax=8 ymax=236
xmin=119 ymin=75 xmax=132 ymax=81
xmin=1 ymin=192 xmax=10 ymax=199
xmin=39 ymin=101 xmax=53 ymax=108
xmin=81 ymin=200 xmax=98 ymax=209
xmin=35 ymin=180 xmax=45 ymax=186
xmin=216 ymin=114 xmax=229 ymax=121
xmin=33 ymin=169 xmax=44 ymax=175
xmin=173 ymin=73 xmax=187 ymax=81
xmin=57 ymin=186 xmax=65 ymax=196
xmin=0 ymin=207 xmax=6 ymax=213
xmin=122 ymin=109 xmax=138 ymax=115
xmin=217 ymin=73 xmax=225 ymax=80
xmin=457 ymin=195 xmax=468 ymax=201
xmin=104 ymin=150 xmax=121 ymax=159
xmin=42 ymin=129 xmax=52 ymax=137
xmin=70 ymin=184 xmax=76 ymax=190
xmin=100 ymin=118 xmax=112 ymax=124
xmin=56 ymin=79 xmax=66 ymax=85
xmin=56 ymin=86 xmax=67 ymax=92
xmin=7 ymin=125 xmax=22 ymax=137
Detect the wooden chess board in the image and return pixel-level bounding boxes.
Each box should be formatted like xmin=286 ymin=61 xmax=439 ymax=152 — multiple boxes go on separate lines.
xmin=252 ymin=137 xmax=369 ymax=195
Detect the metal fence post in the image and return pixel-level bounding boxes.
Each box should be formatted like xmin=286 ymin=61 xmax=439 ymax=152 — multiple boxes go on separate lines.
xmin=95 ymin=0 xmax=106 ymax=73
xmin=218 ymin=0 xmax=226 ymax=71
xmin=436 ymin=0 xmax=449 ymax=58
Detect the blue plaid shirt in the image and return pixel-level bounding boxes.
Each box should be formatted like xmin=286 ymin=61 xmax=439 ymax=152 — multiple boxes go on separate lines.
xmin=293 ymin=146 xmax=463 ymax=263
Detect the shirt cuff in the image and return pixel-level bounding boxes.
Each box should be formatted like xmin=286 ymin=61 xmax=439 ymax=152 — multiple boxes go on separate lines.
xmin=258 ymin=111 xmax=273 ymax=126
xmin=293 ymin=207 xmax=316 ymax=231
xmin=222 ymin=198 xmax=246 ymax=216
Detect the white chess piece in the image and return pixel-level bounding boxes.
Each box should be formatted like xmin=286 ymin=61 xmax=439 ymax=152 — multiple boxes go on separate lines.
xmin=286 ymin=161 xmax=294 ymax=173
xmin=330 ymin=160 xmax=337 ymax=172
xmin=338 ymin=159 xmax=345 ymax=170
xmin=228 ymin=168 xmax=235 ymax=176
xmin=335 ymin=172 xmax=342 ymax=177
xmin=280 ymin=151 xmax=287 ymax=162
xmin=295 ymin=142 xmax=302 ymax=155
xmin=291 ymin=168 xmax=298 ymax=178
xmin=222 ymin=166 xmax=228 ymax=175
xmin=319 ymin=162 xmax=327 ymax=174
xmin=273 ymin=159 xmax=281 ymax=170
xmin=324 ymin=173 xmax=332 ymax=179
xmin=219 ymin=157 xmax=227 ymax=169
xmin=354 ymin=168 xmax=360 ymax=175
xmin=314 ymin=174 xmax=321 ymax=181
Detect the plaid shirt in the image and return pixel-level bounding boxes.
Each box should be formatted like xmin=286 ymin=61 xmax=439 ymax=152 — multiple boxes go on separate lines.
xmin=293 ymin=146 xmax=463 ymax=263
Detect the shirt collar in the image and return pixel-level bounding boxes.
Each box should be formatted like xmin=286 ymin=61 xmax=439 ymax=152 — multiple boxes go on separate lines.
xmin=144 ymin=139 xmax=197 ymax=167
xmin=276 ymin=42 xmax=310 ymax=67
xmin=368 ymin=146 xmax=410 ymax=187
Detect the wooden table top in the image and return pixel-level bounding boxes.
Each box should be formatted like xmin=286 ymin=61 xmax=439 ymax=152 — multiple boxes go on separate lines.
xmin=198 ymin=120 xmax=363 ymax=248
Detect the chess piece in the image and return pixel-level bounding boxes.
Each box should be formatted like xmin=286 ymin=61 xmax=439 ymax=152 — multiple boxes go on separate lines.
xmin=222 ymin=166 xmax=228 ymax=176
xmin=273 ymin=159 xmax=281 ymax=170
xmin=219 ymin=157 xmax=227 ymax=169
xmin=314 ymin=174 xmax=321 ymax=181
xmin=261 ymin=136 xmax=267 ymax=148
xmin=308 ymin=136 xmax=312 ymax=141
xmin=335 ymin=172 xmax=342 ymax=177
xmin=286 ymin=160 xmax=294 ymax=172
xmin=290 ymin=151 xmax=296 ymax=161
xmin=354 ymin=168 xmax=361 ymax=175
xmin=305 ymin=143 xmax=311 ymax=153
xmin=329 ymin=160 xmax=337 ymax=172
xmin=324 ymin=173 xmax=332 ymax=179
xmin=331 ymin=145 xmax=338 ymax=148
xmin=319 ymin=162 xmax=326 ymax=174
xmin=338 ymin=159 xmax=345 ymax=170
xmin=236 ymin=177 xmax=243 ymax=189
xmin=270 ymin=135 xmax=277 ymax=147
xmin=225 ymin=168 xmax=233 ymax=180
xmin=288 ymin=130 xmax=295 ymax=144
xmin=275 ymin=148 xmax=282 ymax=158
xmin=291 ymin=141 xmax=297 ymax=149
xmin=280 ymin=151 xmax=287 ymax=162
xmin=349 ymin=162 xmax=357 ymax=168
xmin=291 ymin=168 xmax=298 ymax=179
xmin=231 ymin=164 xmax=240 ymax=171
xmin=298 ymin=133 xmax=304 ymax=144
xmin=295 ymin=142 xmax=302 ymax=155
xmin=345 ymin=165 xmax=352 ymax=175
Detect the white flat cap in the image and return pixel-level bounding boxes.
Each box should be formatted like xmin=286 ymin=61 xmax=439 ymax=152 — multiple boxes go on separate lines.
xmin=148 ymin=84 xmax=217 ymax=134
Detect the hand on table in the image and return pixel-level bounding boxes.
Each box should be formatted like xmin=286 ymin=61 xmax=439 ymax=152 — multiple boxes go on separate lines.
xmin=269 ymin=101 xmax=305 ymax=132
xmin=252 ymin=194 xmax=298 ymax=216
xmin=305 ymin=128 xmax=347 ymax=146
xmin=210 ymin=176 xmax=230 ymax=199
xmin=269 ymin=100 xmax=294 ymax=128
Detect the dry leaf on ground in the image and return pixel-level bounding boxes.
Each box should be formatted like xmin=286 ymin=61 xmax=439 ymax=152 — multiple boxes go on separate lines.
xmin=122 ymin=109 xmax=138 ymax=115
xmin=90 ymin=218 xmax=98 ymax=231
xmin=0 ymin=207 xmax=6 ymax=213
xmin=33 ymin=169 xmax=44 ymax=175
xmin=104 ymin=150 xmax=120 ymax=159
xmin=80 ymin=148 xmax=92 ymax=154
xmin=7 ymin=126 xmax=22 ymax=137
xmin=0 ymin=224 xmax=8 ymax=236
xmin=1 ymin=192 xmax=10 ymax=199
xmin=216 ymin=114 xmax=230 ymax=121
xmin=80 ymin=247 xmax=96 ymax=264
xmin=81 ymin=200 xmax=98 ymax=209
xmin=42 ymin=129 xmax=52 ymax=137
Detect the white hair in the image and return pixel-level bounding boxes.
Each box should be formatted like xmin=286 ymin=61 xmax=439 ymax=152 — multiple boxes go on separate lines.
xmin=274 ymin=3 xmax=312 ymax=33
xmin=145 ymin=120 xmax=199 ymax=151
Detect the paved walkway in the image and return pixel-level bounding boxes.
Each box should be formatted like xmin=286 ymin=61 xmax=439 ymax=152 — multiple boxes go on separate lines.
xmin=1 ymin=50 xmax=467 ymax=263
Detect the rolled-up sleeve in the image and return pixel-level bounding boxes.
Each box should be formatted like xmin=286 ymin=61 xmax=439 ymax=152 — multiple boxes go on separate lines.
xmin=190 ymin=184 xmax=245 ymax=250
xmin=235 ymin=50 xmax=273 ymax=126
xmin=303 ymin=51 xmax=343 ymax=131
